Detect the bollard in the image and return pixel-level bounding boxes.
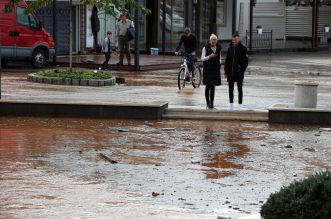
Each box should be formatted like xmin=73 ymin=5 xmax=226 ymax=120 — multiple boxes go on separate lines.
xmin=294 ymin=80 xmax=319 ymax=108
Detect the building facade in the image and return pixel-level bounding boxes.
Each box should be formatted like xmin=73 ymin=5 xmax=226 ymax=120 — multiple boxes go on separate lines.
xmin=33 ymin=0 xmax=331 ymax=55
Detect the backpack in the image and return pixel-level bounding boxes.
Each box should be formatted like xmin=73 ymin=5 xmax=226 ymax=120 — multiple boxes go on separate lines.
xmin=125 ymin=21 xmax=135 ymax=41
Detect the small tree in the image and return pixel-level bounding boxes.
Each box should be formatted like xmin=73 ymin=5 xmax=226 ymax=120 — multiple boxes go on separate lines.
xmin=261 ymin=171 xmax=331 ymax=219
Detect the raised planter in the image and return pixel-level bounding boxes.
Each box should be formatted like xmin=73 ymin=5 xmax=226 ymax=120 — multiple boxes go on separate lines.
xmin=27 ymin=73 xmax=116 ymax=87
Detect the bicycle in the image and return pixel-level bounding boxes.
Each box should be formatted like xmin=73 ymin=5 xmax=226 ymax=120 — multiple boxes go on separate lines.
xmin=177 ymin=54 xmax=202 ymax=90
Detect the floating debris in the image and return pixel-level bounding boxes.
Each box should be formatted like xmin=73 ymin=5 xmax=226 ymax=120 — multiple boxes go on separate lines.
xmin=98 ymin=153 xmax=118 ymax=164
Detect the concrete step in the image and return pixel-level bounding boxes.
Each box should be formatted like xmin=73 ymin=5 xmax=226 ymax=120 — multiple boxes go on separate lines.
xmin=163 ymin=108 xmax=269 ymax=121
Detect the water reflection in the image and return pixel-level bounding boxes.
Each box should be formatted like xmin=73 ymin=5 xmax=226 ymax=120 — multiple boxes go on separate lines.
xmin=201 ymin=125 xmax=249 ymax=179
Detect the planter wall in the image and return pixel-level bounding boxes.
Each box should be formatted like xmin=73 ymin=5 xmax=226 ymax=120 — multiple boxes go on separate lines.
xmin=28 ymin=73 xmax=116 ymax=87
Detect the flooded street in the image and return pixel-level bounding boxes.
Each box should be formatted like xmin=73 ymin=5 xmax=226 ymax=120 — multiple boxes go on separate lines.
xmin=1 ymin=117 xmax=331 ymax=218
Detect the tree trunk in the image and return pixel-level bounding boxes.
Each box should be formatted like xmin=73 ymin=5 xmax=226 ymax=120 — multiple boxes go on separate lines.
xmin=69 ymin=0 xmax=72 ymax=71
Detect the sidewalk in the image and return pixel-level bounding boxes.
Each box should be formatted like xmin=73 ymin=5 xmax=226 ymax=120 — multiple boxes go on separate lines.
xmin=1 ymin=51 xmax=331 ymax=115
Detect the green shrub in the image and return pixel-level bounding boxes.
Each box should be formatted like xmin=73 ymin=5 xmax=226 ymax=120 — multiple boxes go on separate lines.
xmin=36 ymin=69 xmax=112 ymax=80
xmin=260 ymin=171 xmax=331 ymax=219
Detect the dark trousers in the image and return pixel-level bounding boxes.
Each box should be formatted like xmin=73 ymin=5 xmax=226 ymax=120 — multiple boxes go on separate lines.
xmin=186 ymin=54 xmax=195 ymax=73
xmin=102 ymin=52 xmax=111 ymax=69
xmin=228 ymin=80 xmax=243 ymax=104
xmin=205 ymin=85 xmax=215 ymax=108
xmin=118 ymin=36 xmax=131 ymax=64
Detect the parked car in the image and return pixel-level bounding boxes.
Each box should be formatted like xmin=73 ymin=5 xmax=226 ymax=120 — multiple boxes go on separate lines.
xmin=0 ymin=0 xmax=55 ymax=68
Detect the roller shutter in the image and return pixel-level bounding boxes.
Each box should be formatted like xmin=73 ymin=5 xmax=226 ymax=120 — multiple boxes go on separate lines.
xmin=286 ymin=6 xmax=312 ymax=38
xmin=253 ymin=2 xmax=286 ymax=40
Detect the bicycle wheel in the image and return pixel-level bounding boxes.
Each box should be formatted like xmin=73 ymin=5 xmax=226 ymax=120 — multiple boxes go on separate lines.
xmin=192 ymin=65 xmax=202 ymax=88
xmin=177 ymin=68 xmax=186 ymax=90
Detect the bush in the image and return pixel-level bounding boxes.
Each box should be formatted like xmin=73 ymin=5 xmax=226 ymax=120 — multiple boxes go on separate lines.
xmin=36 ymin=69 xmax=112 ymax=80
xmin=260 ymin=171 xmax=331 ymax=219
xmin=256 ymin=25 xmax=262 ymax=29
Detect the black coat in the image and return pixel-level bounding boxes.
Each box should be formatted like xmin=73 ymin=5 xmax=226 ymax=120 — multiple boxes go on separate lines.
xmin=203 ymin=43 xmax=222 ymax=86
xmin=224 ymin=43 xmax=248 ymax=82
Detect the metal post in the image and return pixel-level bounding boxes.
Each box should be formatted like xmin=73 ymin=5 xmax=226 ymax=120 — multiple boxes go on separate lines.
xmin=162 ymin=0 xmax=166 ymax=55
xmin=0 ymin=24 xmax=2 ymax=99
xmin=69 ymin=0 xmax=72 ymax=71
xmin=232 ymin=0 xmax=237 ymax=35
xmin=249 ymin=0 xmax=253 ymax=51
xmin=314 ymin=0 xmax=319 ymax=49
xmin=186 ymin=0 xmax=193 ymax=30
xmin=52 ymin=0 xmax=57 ymax=65
xmin=134 ymin=5 xmax=139 ymax=71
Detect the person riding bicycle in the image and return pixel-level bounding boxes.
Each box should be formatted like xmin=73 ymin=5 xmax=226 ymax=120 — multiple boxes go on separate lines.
xmin=175 ymin=27 xmax=197 ymax=81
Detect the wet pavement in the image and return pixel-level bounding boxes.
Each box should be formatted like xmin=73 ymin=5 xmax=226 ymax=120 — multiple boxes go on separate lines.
xmin=1 ymin=52 xmax=331 ymax=110
xmin=1 ymin=117 xmax=331 ymax=218
xmin=1 ymin=51 xmax=331 ymax=218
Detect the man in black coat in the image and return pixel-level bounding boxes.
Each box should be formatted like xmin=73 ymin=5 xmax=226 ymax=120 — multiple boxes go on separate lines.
xmin=224 ymin=33 xmax=248 ymax=111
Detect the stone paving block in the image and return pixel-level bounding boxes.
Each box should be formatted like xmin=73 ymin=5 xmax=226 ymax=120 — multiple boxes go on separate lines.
xmin=98 ymin=80 xmax=105 ymax=86
xmin=36 ymin=76 xmax=43 ymax=83
xmin=52 ymin=78 xmax=64 ymax=85
xmin=80 ymin=79 xmax=88 ymax=86
xmin=105 ymin=78 xmax=116 ymax=86
xmin=88 ymin=79 xmax=99 ymax=87
xmin=43 ymin=77 xmax=53 ymax=84
xmin=72 ymin=79 xmax=80 ymax=86
xmin=27 ymin=75 xmax=33 ymax=82
xmin=64 ymin=78 xmax=72 ymax=85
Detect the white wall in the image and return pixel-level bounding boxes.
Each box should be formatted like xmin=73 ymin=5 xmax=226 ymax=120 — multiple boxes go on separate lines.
xmin=236 ymin=0 xmax=250 ymax=38
xmin=217 ymin=0 xmax=234 ymax=40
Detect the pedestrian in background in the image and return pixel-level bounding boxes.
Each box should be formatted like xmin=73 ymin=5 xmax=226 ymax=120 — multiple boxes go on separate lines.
xmin=175 ymin=27 xmax=197 ymax=81
xmin=201 ymin=34 xmax=222 ymax=109
xmin=224 ymin=33 xmax=248 ymax=111
xmin=101 ymin=31 xmax=112 ymax=70
xmin=116 ymin=14 xmax=134 ymax=66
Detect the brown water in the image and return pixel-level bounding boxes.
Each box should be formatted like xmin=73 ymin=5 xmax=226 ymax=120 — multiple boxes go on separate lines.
xmin=1 ymin=117 xmax=330 ymax=218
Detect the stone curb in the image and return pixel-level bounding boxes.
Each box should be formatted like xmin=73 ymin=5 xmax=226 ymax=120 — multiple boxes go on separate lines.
xmin=27 ymin=73 xmax=116 ymax=87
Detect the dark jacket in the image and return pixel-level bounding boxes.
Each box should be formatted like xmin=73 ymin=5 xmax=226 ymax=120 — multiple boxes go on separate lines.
xmin=176 ymin=34 xmax=197 ymax=54
xmin=203 ymin=43 xmax=222 ymax=86
xmin=224 ymin=42 xmax=248 ymax=82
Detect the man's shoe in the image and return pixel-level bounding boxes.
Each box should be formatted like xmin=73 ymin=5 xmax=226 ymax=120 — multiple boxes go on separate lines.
xmin=227 ymin=103 xmax=234 ymax=111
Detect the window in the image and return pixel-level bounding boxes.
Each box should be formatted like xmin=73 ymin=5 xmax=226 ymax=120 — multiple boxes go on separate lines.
xmin=217 ymin=0 xmax=226 ymax=26
xmin=17 ymin=7 xmax=38 ymax=29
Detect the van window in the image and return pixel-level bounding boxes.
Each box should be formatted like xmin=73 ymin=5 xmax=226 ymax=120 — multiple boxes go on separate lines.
xmin=17 ymin=7 xmax=38 ymax=29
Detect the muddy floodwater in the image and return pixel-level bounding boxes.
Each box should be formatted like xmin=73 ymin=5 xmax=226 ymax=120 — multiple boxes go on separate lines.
xmin=1 ymin=117 xmax=331 ymax=219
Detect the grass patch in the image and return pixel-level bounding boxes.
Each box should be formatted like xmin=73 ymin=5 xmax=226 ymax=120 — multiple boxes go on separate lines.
xmin=261 ymin=170 xmax=331 ymax=219
xmin=36 ymin=69 xmax=112 ymax=80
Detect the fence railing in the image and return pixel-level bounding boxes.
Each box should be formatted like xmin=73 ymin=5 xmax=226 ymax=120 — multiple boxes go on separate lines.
xmin=245 ymin=30 xmax=273 ymax=50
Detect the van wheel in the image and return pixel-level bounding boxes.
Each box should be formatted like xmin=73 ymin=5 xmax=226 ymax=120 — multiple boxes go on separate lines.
xmin=31 ymin=49 xmax=47 ymax=68
xmin=1 ymin=60 xmax=10 ymax=68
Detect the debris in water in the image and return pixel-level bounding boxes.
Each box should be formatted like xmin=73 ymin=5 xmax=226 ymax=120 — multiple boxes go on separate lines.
xmin=118 ymin=129 xmax=129 ymax=132
xmin=304 ymin=147 xmax=315 ymax=152
xmin=285 ymin=145 xmax=293 ymax=148
xmin=293 ymin=173 xmax=297 ymax=177
xmin=152 ymin=192 xmax=160 ymax=197
xmin=99 ymin=153 xmax=118 ymax=164
xmin=161 ymin=128 xmax=175 ymax=132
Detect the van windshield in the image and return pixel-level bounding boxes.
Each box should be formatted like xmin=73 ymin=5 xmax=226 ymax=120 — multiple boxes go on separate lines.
xmin=17 ymin=7 xmax=38 ymax=29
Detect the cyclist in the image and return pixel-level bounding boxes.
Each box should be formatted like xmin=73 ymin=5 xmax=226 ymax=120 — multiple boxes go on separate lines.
xmin=175 ymin=27 xmax=197 ymax=81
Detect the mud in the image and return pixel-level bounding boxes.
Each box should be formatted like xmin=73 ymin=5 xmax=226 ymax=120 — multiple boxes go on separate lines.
xmin=1 ymin=117 xmax=330 ymax=218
